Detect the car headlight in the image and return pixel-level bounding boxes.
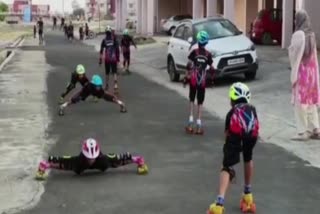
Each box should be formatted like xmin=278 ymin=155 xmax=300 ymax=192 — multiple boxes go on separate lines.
xmin=250 ymin=44 xmax=256 ymax=51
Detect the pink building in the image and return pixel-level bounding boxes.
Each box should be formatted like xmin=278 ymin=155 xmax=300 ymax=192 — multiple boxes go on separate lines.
xmin=10 ymin=0 xmax=50 ymax=16
xmin=114 ymin=0 xmax=320 ymax=48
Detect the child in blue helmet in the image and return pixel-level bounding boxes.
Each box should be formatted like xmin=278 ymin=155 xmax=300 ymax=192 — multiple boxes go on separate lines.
xmin=184 ymin=30 xmax=214 ymax=134
xmin=59 ymin=74 xmax=127 ymax=115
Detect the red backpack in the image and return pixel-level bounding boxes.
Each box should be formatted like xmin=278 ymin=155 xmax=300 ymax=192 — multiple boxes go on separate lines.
xmin=229 ymin=104 xmax=259 ymax=137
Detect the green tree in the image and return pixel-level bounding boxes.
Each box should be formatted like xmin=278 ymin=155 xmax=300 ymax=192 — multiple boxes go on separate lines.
xmin=0 ymin=1 xmax=9 ymax=22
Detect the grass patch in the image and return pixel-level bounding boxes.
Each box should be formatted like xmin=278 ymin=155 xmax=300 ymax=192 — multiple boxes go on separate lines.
xmin=0 ymin=23 xmax=33 ymax=43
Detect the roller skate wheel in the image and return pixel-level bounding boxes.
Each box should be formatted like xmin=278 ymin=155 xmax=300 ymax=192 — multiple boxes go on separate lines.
xmin=137 ymin=164 xmax=148 ymax=175
xmin=35 ymin=171 xmax=46 ymax=181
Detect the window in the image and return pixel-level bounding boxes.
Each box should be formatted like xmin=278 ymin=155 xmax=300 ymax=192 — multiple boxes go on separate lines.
xmin=183 ymin=26 xmax=192 ymax=40
xmin=194 ymin=19 xmax=241 ymax=40
xmin=270 ymin=9 xmax=282 ymax=21
xmin=174 ymin=15 xmax=192 ymax=21
xmin=174 ymin=25 xmax=185 ymax=39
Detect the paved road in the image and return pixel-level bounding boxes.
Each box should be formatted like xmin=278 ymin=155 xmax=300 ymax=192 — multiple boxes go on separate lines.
xmin=14 ymin=32 xmax=320 ymax=214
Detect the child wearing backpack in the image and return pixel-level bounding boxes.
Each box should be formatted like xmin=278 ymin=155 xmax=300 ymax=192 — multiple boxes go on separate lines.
xmin=207 ymin=82 xmax=259 ymax=214
xmin=183 ymin=31 xmax=214 ymax=134
xmin=99 ymin=26 xmax=120 ymax=93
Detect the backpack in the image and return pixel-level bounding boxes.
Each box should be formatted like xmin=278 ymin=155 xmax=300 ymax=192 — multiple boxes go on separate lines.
xmin=229 ymin=104 xmax=259 ymax=137
xmin=103 ymin=38 xmax=117 ymax=63
xmin=190 ymin=49 xmax=209 ymax=88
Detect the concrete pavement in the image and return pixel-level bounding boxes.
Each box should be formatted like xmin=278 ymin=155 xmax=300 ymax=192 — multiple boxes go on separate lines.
xmin=1 ymin=32 xmax=320 ymax=213
xmin=85 ymin=35 xmax=320 ymax=169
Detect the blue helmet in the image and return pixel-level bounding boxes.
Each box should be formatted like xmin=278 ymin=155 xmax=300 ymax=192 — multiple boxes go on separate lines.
xmin=91 ymin=75 xmax=103 ymax=86
xmin=196 ymin=31 xmax=209 ymax=45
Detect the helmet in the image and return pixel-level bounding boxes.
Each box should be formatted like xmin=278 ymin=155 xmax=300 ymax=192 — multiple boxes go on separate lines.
xmin=196 ymin=31 xmax=209 ymax=45
xmin=76 ymin=64 xmax=85 ymax=75
xmin=229 ymin=82 xmax=251 ymax=102
xmin=123 ymin=29 xmax=129 ymax=35
xmin=82 ymin=138 xmax=100 ymax=159
xmin=105 ymin=25 xmax=112 ymax=32
xmin=91 ymin=75 xmax=103 ymax=86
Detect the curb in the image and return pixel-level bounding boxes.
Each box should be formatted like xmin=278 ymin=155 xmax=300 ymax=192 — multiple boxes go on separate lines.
xmin=0 ymin=36 xmax=25 ymax=72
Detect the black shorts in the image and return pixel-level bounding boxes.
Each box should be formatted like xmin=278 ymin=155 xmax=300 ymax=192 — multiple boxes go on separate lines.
xmin=189 ymin=86 xmax=205 ymax=105
xmin=105 ymin=63 xmax=117 ymax=75
xmin=223 ymin=134 xmax=257 ymax=167
xmin=38 ymin=30 xmax=43 ymax=35
xmin=123 ymin=52 xmax=130 ymax=61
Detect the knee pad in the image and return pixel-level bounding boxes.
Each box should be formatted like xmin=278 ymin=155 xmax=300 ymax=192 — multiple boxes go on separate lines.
xmin=222 ymin=167 xmax=236 ymax=181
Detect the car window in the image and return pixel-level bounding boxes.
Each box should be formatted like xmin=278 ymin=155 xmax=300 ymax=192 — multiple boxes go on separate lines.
xmin=183 ymin=26 xmax=193 ymax=40
xmin=257 ymin=10 xmax=265 ymax=20
xmin=174 ymin=15 xmax=192 ymax=21
xmin=174 ymin=25 xmax=185 ymax=39
xmin=194 ymin=19 xmax=241 ymax=40
xmin=270 ymin=9 xmax=282 ymax=21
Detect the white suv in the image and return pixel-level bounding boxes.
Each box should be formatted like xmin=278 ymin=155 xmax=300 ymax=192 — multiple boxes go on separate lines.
xmin=167 ymin=17 xmax=258 ymax=82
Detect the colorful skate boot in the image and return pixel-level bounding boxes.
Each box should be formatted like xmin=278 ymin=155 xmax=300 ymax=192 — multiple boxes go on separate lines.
xmin=132 ymin=156 xmax=148 ymax=175
xmin=58 ymin=105 xmax=65 ymax=116
xmin=195 ymin=124 xmax=204 ymax=135
xmin=240 ymin=193 xmax=256 ymax=213
xmin=185 ymin=122 xmax=194 ymax=134
xmin=207 ymin=203 xmax=225 ymax=214
xmin=35 ymin=161 xmax=50 ymax=181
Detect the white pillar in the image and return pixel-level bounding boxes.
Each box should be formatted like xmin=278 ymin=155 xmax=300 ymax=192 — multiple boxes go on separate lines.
xmin=121 ymin=0 xmax=128 ymax=31
xmin=136 ymin=0 xmax=142 ymax=34
xmin=193 ymin=0 xmax=203 ymax=19
xmin=147 ymin=0 xmax=155 ymax=35
xmin=224 ymin=0 xmax=235 ymax=22
xmin=206 ymin=0 xmax=217 ymax=17
xmin=141 ymin=0 xmax=148 ymax=35
xmin=115 ymin=0 xmax=121 ymax=31
xmin=281 ymin=0 xmax=294 ymax=48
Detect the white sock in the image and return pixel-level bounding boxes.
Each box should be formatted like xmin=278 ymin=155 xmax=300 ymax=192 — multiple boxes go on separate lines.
xmin=61 ymin=102 xmax=68 ymax=108
xmin=117 ymin=100 xmax=123 ymax=105
xmin=189 ymin=115 xmax=194 ymax=123
xmin=197 ymin=119 xmax=201 ymax=126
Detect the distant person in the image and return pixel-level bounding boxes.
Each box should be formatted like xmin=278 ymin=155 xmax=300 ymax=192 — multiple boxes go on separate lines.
xmin=288 ymin=10 xmax=320 ymax=141
xmin=37 ymin=17 xmax=44 ymax=45
xmin=52 ymin=16 xmax=57 ymax=30
xmin=33 ymin=24 xmax=36 ymax=38
xmin=60 ymin=17 xmax=65 ymax=30
xmin=67 ymin=21 xmax=74 ymax=41
xmin=79 ymin=24 xmax=84 ymax=40
xmin=85 ymin=23 xmax=89 ymax=39
xmin=120 ymin=29 xmax=137 ymax=74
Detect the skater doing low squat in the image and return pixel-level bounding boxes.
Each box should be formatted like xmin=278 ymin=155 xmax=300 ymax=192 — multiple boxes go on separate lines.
xmin=208 ymin=82 xmax=259 ymax=214
xmin=35 ymin=138 xmax=148 ymax=180
xmin=184 ymin=30 xmax=214 ymax=135
xmin=59 ymin=74 xmax=127 ymax=116
xmin=59 ymin=64 xmax=89 ymax=104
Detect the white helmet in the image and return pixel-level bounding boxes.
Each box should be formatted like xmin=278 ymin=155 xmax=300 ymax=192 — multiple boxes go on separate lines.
xmin=229 ymin=82 xmax=251 ymax=103
xmin=82 ymin=138 xmax=100 ymax=159
xmin=105 ymin=25 xmax=112 ymax=32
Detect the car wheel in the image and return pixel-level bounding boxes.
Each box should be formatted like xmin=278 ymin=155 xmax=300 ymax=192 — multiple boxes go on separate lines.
xmin=244 ymin=70 xmax=257 ymax=80
xmin=169 ymin=27 xmax=176 ymax=36
xmin=167 ymin=57 xmax=180 ymax=82
xmin=262 ymin=32 xmax=273 ymax=45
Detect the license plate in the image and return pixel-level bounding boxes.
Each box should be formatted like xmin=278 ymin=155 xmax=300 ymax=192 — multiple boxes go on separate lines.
xmin=228 ymin=58 xmax=245 ymax=65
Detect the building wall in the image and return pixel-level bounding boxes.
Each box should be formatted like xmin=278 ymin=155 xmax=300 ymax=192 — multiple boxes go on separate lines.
xmin=304 ymin=0 xmax=320 ymax=45
xmin=234 ymin=0 xmax=246 ymax=32
xmin=245 ymin=0 xmax=259 ymax=35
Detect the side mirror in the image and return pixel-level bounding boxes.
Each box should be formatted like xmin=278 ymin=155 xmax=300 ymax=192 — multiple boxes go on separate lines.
xmin=187 ymin=37 xmax=193 ymax=43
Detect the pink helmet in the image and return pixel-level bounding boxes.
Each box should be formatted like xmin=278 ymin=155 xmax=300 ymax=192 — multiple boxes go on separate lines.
xmin=82 ymin=138 xmax=100 ymax=159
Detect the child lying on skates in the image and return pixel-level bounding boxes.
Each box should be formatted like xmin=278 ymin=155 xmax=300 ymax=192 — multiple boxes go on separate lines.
xmin=59 ymin=74 xmax=127 ymax=116
xmin=208 ymin=82 xmax=260 ymax=214
xmin=184 ymin=30 xmax=214 ymax=134
xmin=36 ymin=138 xmax=148 ymax=180
xmin=59 ymin=64 xmax=90 ymax=104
